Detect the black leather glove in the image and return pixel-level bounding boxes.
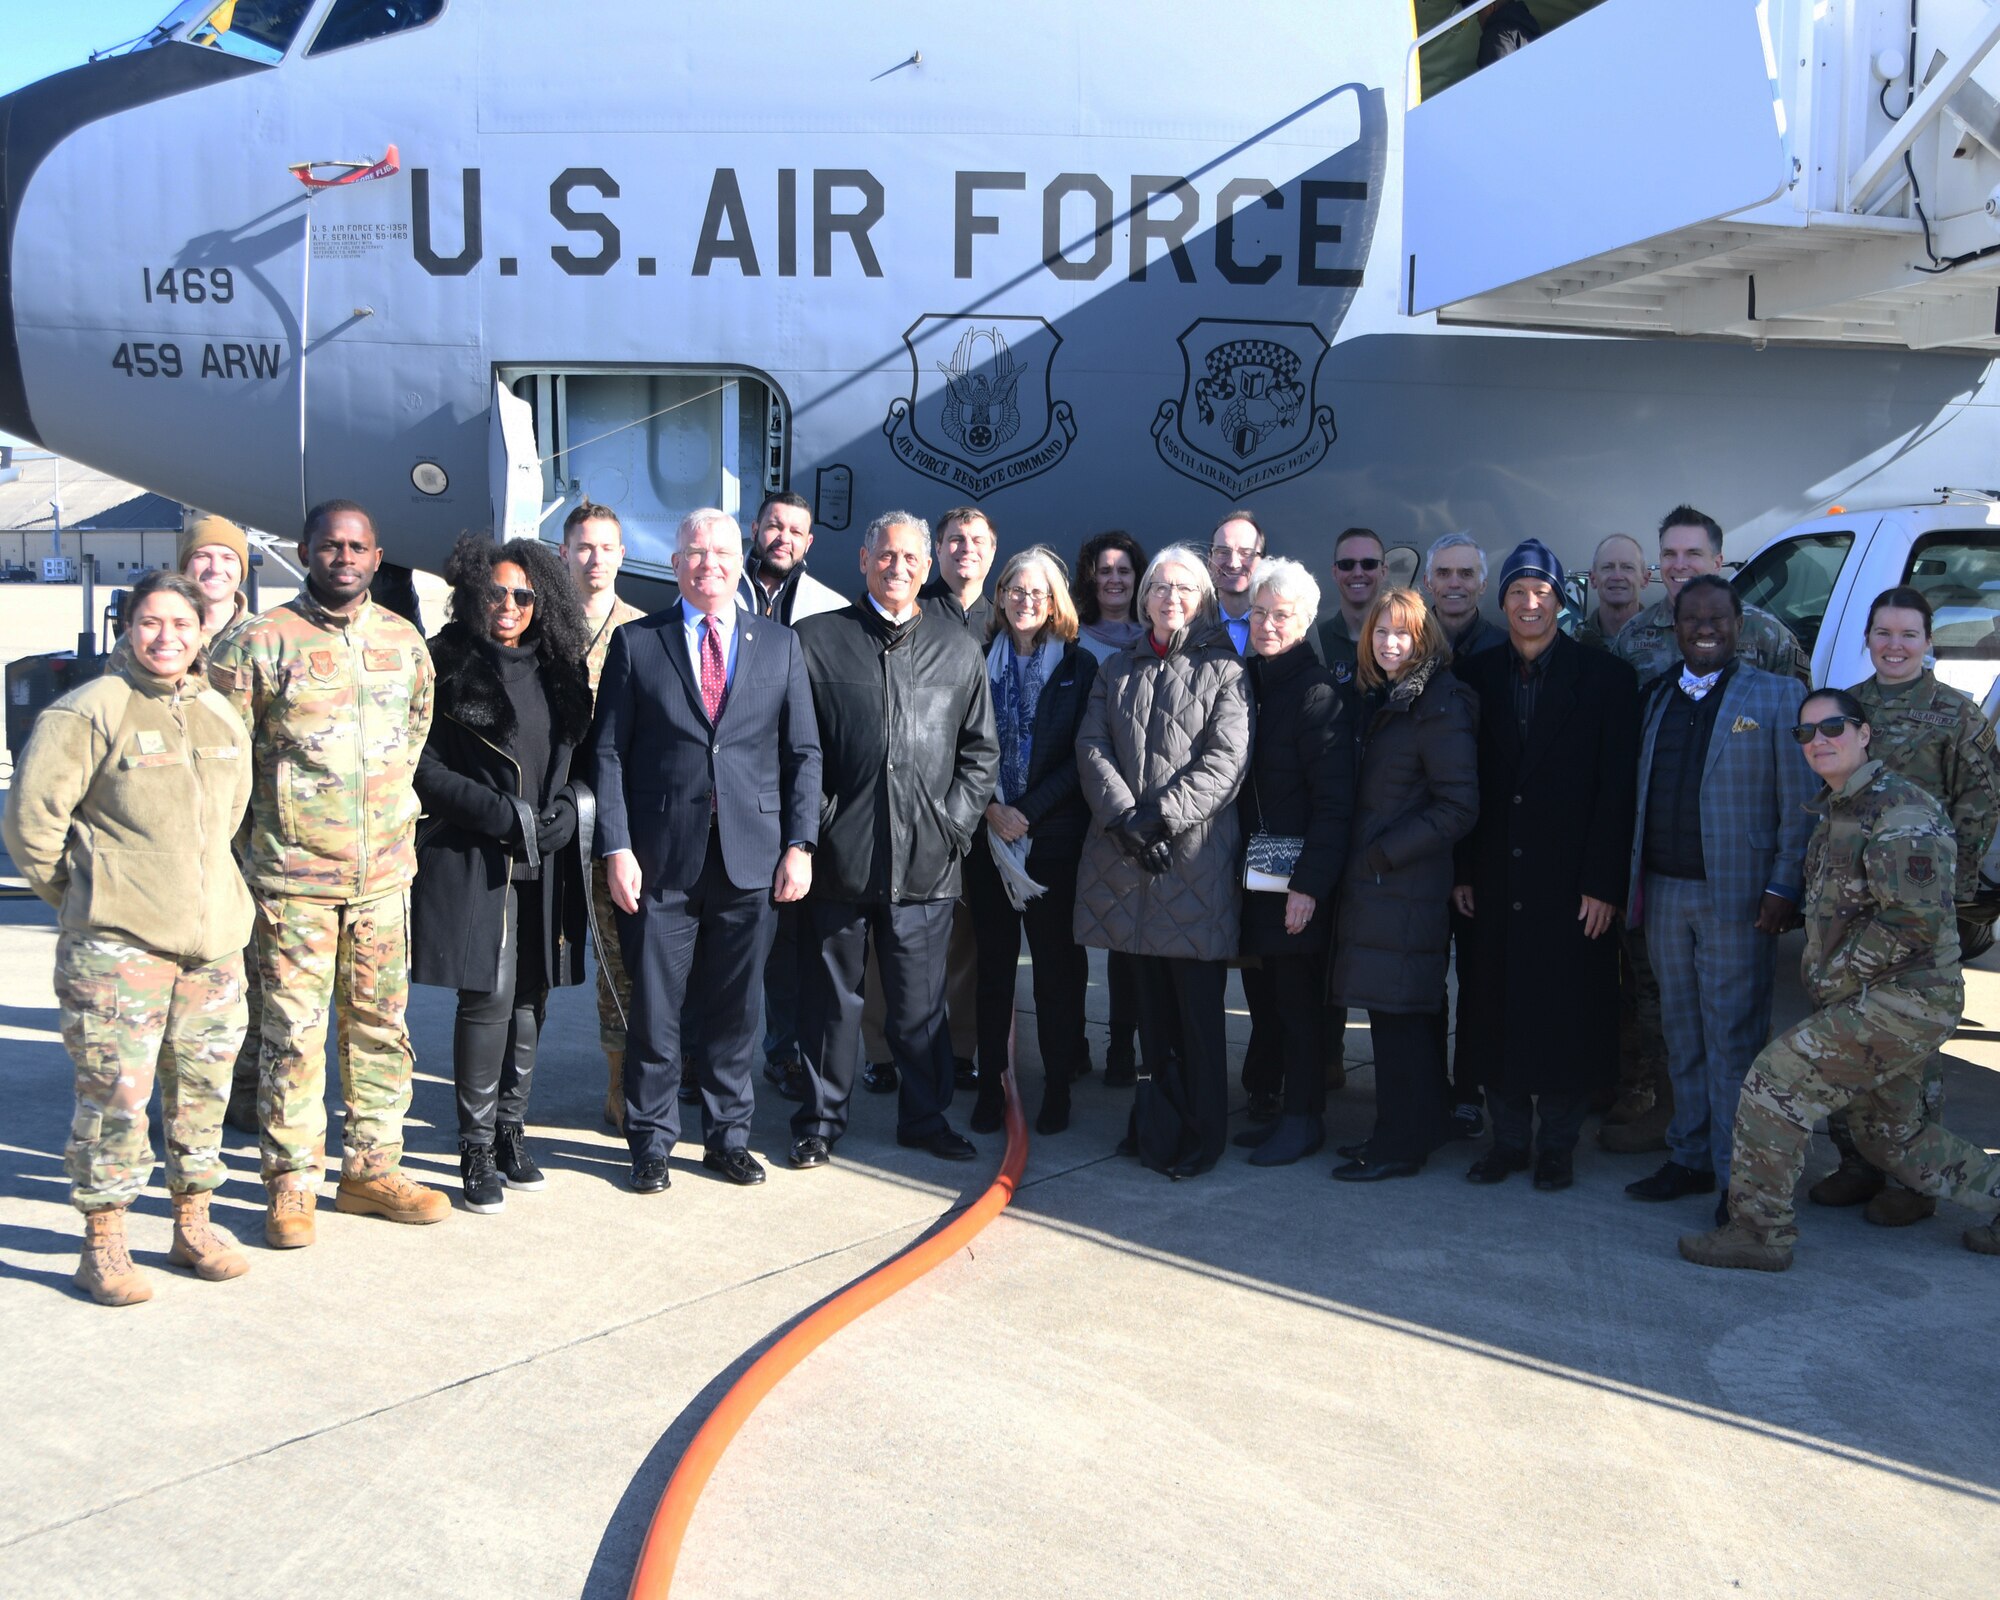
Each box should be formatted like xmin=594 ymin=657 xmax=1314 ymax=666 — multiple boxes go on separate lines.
xmin=1126 ymin=800 xmax=1171 ymax=848
xmin=1139 ymin=838 xmax=1174 ymax=876
xmin=1108 ymin=809 xmax=1146 ymax=859
xmin=535 ymin=794 xmax=577 ymax=854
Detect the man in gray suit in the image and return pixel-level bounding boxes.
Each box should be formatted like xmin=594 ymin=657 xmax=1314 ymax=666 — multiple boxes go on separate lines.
xmin=1625 ymin=576 xmax=1813 ymax=1217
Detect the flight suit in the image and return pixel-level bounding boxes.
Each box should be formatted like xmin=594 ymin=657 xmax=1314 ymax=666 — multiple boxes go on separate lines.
xmin=1728 ymin=764 xmax=2000 ymax=1245
xmin=1821 ymin=671 xmax=2000 ymax=1179
xmin=209 ymin=592 xmax=434 ymax=1182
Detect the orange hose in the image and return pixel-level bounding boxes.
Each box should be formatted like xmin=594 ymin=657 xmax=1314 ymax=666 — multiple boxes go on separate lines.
xmin=626 ymin=1037 xmax=1030 ymax=1600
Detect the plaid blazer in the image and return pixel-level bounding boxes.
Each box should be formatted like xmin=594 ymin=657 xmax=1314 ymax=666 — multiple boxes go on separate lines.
xmin=1629 ymin=662 xmax=1815 ymax=921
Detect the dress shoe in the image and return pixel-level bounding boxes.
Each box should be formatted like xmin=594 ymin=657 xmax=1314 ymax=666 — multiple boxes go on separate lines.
xmin=1034 ymin=1084 xmax=1071 ymax=1136
xmin=1247 ymin=1114 xmax=1325 ymax=1168
xmin=1866 ymin=1186 xmax=1937 ymax=1227
xmin=1330 ymin=1157 xmax=1422 ymax=1182
xmin=1808 ymin=1153 xmax=1886 ymax=1208
xmin=630 ymin=1157 xmax=670 ymax=1194
xmin=788 ymin=1136 xmax=831 ymax=1169
xmin=1169 ymin=1156 xmax=1216 ymax=1180
xmin=1233 ymin=1122 xmax=1277 ymax=1149
xmin=1335 ymin=1139 xmax=1375 ymax=1161
xmin=897 ymin=1127 xmax=978 ymax=1162
xmin=1466 ymin=1147 xmax=1531 ymax=1185
xmin=861 ymin=1061 xmax=898 ymax=1095
xmin=763 ymin=1056 xmax=808 ymax=1103
xmin=1625 ymin=1160 xmax=1715 ymax=1202
xmin=1678 ymin=1221 xmax=1792 ymax=1272
xmin=702 ymin=1147 xmax=767 ymax=1186
xmin=1245 ymin=1090 xmax=1282 ymax=1124
xmin=1533 ymin=1150 xmax=1575 ymax=1192
xmin=954 ymin=1055 xmax=979 ymax=1090
xmin=1598 ymin=1100 xmax=1672 ymax=1155
xmin=969 ymin=1082 xmax=1007 ymax=1135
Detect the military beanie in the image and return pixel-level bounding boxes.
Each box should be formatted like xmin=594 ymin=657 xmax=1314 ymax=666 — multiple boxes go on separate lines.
xmin=178 ymin=514 xmax=250 ymax=573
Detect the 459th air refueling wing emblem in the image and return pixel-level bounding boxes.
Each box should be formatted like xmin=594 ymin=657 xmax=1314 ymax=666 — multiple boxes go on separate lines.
xmin=883 ymin=314 xmax=1077 ymax=500
xmin=1153 ymin=319 xmax=1336 ymax=498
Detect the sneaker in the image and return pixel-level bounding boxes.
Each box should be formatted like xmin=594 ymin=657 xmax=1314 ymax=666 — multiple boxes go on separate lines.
xmin=459 ymin=1142 xmax=505 ymax=1214
xmin=1446 ymin=1102 xmax=1484 ymax=1142
xmin=493 ymin=1120 xmax=546 ymax=1190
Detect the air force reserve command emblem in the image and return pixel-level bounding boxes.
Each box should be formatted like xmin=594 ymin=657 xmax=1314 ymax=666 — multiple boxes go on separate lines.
xmin=1153 ymin=319 xmax=1336 ymax=497
xmin=884 ymin=315 xmax=1076 ymax=499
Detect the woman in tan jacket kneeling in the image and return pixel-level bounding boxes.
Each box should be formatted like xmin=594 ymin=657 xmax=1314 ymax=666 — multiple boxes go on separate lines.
xmin=3 ymin=570 xmax=257 ymax=1305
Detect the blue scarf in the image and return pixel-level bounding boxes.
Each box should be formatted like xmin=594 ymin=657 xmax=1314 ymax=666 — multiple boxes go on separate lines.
xmin=987 ymin=634 xmax=1062 ymax=804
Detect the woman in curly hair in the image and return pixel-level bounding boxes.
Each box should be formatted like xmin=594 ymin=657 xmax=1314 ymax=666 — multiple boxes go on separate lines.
xmin=413 ymin=533 xmax=594 ymax=1214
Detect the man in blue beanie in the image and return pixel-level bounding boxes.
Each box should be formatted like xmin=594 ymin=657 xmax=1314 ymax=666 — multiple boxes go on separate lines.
xmin=1451 ymin=538 xmax=1641 ymax=1189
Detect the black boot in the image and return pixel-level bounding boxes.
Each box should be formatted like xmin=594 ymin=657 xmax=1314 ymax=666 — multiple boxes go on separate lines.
xmin=1247 ymin=1114 xmax=1325 ymax=1168
xmin=493 ymin=1120 xmax=545 ymax=1190
xmin=1104 ymin=1034 xmax=1138 ymax=1089
xmin=1035 ymin=1077 xmax=1071 ymax=1136
xmin=970 ymin=1075 xmax=1007 ymax=1135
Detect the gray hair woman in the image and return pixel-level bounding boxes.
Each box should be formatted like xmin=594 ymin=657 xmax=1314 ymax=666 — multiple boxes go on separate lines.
xmin=1074 ymin=542 xmax=1250 ymax=1177
xmin=1236 ymin=557 xmax=1354 ymax=1168
xmin=3 ymin=570 xmax=256 ymax=1304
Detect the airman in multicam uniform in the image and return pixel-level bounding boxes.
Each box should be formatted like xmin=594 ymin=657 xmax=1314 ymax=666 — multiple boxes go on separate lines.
xmin=3 ymin=570 xmax=256 ymax=1305
xmin=207 ymin=499 xmax=448 ymax=1247
xmin=561 ymin=501 xmax=647 ymax=1129
xmin=1810 ymin=585 xmax=2000 ymax=1223
xmin=1681 ymin=697 xmax=2000 ymax=1271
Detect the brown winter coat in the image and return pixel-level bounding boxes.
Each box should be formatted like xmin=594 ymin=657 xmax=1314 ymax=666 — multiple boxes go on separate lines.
xmin=3 ymin=644 xmax=254 ymax=962
xmin=1073 ymin=620 xmax=1251 ymax=961
xmin=1328 ymin=656 xmax=1478 ymax=1013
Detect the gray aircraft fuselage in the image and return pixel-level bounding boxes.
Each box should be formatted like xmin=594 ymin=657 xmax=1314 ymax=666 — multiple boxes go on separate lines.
xmin=2 ymin=0 xmax=1997 ymax=588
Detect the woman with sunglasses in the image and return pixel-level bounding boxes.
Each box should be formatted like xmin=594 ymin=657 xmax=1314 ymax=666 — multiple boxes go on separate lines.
xmin=413 ymin=534 xmax=594 ymax=1213
xmin=1811 ymin=587 xmax=2000 ymax=1224
xmin=1680 ymin=690 xmax=2000 ymax=1269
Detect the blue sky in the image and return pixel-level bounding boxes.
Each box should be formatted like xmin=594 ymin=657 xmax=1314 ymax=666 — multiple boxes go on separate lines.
xmin=1 ymin=4 xmax=181 ymax=97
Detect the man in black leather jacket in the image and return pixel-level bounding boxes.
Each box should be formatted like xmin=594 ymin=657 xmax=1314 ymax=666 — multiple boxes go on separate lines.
xmin=789 ymin=511 xmax=1000 ymax=1167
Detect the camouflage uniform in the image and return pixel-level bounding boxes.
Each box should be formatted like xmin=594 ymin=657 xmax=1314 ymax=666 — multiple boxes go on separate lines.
xmin=1825 ymin=671 xmax=2000 ymax=1170
xmin=1609 ymin=596 xmax=1809 ymax=688
xmin=208 ymin=592 xmax=433 ymax=1182
xmin=204 ymin=601 xmax=269 ymax=1111
xmin=58 ymin=935 xmax=246 ymax=1209
xmin=584 ymin=597 xmax=646 ymax=1054
xmin=1728 ymin=763 xmax=2000 ymax=1245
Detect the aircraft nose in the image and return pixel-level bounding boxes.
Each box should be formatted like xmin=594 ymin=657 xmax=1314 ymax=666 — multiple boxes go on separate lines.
xmin=0 ymin=83 xmax=41 ymax=445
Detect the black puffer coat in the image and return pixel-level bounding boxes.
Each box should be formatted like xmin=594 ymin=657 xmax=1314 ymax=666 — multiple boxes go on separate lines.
xmin=794 ymin=600 xmax=1000 ymax=904
xmin=1074 ymin=620 xmax=1251 ymax=961
xmin=1327 ymin=656 xmax=1478 ymax=1012
xmin=411 ymin=624 xmax=591 ymax=993
xmin=1238 ymin=641 xmax=1353 ymax=955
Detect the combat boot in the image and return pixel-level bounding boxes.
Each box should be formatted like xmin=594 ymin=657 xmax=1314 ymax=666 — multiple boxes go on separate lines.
xmin=1600 ymin=1086 xmax=1655 ymax=1127
xmin=75 ymin=1208 xmax=153 ymax=1306
xmin=1599 ymin=1097 xmax=1672 ymax=1155
xmin=265 ymin=1174 xmax=317 ymax=1249
xmin=1807 ymin=1152 xmax=1885 ymax=1208
xmin=1677 ymin=1221 xmax=1793 ymax=1273
xmin=168 ymin=1192 xmax=249 ymax=1280
xmin=1963 ymin=1220 xmax=2000 ymax=1255
xmin=1864 ymin=1186 xmax=1936 ymax=1227
xmin=603 ymin=1050 xmax=625 ymax=1132
xmin=336 ymin=1168 xmax=450 ymax=1225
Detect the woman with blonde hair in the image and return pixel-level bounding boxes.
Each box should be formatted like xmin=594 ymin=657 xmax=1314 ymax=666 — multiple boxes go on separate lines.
xmin=1328 ymin=587 xmax=1479 ymax=1182
xmin=967 ymin=546 xmax=1099 ymax=1134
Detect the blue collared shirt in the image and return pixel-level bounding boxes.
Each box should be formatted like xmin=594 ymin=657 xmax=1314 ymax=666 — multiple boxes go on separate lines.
xmin=681 ymin=599 xmax=739 ymax=695
xmin=1221 ymin=607 xmax=1251 ymax=655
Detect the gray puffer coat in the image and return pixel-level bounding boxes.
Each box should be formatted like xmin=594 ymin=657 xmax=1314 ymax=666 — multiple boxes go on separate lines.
xmin=1073 ymin=620 xmax=1251 ymax=961
xmin=1328 ymin=655 xmax=1478 ymax=1013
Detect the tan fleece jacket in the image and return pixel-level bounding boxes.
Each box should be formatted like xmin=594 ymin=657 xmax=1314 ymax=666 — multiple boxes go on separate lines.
xmin=4 ymin=645 xmax=254 ymax=962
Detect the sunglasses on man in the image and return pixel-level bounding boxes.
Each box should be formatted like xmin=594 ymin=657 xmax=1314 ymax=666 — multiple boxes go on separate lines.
xmin=1334 ymin=557 xmax=1382 ymax=572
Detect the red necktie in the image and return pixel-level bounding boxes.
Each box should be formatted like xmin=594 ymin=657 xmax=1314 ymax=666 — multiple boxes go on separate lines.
xmin=700 ymin=617 xmax=726 ymax=722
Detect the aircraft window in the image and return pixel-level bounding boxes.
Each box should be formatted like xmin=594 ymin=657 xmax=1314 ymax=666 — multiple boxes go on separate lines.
xmin=502 ymin=369 xmax=790 ymax=577
xmin=1731 ymin=531 xmax=1853 ymax=655
xmin=166 ymin=0 xmax=315 ymax=65
xmin=1904 ymin=533 xmax=2000 ymax=662
xmin=307 ymin=0 xmax=446 ymax=56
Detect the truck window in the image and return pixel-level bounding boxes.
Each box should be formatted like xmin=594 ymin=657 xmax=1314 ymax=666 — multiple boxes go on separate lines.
xmin=1904 ymin=533 xmax=2000 ymax=661
xmin=1731 ymin=532 xmax=1853 ymax=655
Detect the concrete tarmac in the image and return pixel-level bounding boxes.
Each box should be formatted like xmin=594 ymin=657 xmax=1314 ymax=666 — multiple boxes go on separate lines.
xmin=1 ymin=842 xmax=1995 ymax=1597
